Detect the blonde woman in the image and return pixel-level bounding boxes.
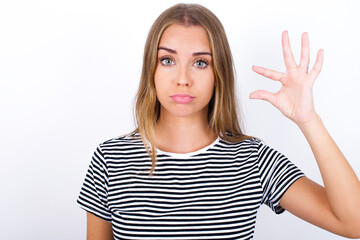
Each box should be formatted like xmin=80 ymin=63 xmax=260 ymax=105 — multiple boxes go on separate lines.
xmin=77 ymin=3 xmax=360 ymax=240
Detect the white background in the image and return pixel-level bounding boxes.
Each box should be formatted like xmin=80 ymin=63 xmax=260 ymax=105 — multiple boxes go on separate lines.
xmin=1 ymin=0 xmax=359 ymax=239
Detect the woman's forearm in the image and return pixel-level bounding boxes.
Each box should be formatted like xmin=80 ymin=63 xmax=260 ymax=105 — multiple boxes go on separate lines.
xmin=297 ymin=113 xmax=360 ymax=224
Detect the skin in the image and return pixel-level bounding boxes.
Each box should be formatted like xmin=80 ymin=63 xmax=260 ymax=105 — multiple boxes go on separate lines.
xmin=86 ymin=212 xmax=113 ymax=240
xmin=86 ymin=26 xmax=360 ymax=239
xmin=251 ymin=31 xmax=360 ymax=238
xmin=154 ymin=24 xmax=217 ymax=153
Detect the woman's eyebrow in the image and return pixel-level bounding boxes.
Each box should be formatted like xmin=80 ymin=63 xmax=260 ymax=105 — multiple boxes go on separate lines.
xmin=158 ymin=46 xmax=212 ymax=56
xmin=192 ymin=51 xmax=212 ymax=56
xmin=158 ymin=46 xmax=177 ymax=54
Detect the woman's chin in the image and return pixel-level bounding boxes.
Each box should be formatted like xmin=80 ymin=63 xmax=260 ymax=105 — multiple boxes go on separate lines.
xmin=163 ymin=107 xmax=207 ymax=119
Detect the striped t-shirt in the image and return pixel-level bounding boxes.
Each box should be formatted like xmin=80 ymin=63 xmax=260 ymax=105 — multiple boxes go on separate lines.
xmin=77 ymin=132 xmax=304 ymax=239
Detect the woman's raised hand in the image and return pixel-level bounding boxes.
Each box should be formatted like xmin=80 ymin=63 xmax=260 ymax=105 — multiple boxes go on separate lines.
xmin=250 ymin=31 xmax=324 ymax=126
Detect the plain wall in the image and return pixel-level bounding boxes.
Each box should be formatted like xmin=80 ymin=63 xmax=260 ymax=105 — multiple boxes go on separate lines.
xmin=1 ymin=0 xmax=359 ymax=239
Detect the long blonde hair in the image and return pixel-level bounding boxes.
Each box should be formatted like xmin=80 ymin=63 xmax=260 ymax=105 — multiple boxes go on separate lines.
xmin=134 ymin=3 xmax=254 ymax=175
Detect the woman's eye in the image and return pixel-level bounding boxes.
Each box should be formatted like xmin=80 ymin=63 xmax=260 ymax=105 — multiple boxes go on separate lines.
xmin=194 ymin=59 xmax=208 ymax=68
xmin=160 ymin=58 xmax=174 ymax=66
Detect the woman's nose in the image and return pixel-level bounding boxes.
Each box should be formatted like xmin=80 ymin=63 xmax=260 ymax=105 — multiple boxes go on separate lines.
xmin=176 ymin=65 xmax=192 ymax=87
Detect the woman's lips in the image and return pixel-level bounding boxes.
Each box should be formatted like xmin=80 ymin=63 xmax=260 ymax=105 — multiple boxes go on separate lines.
xmin=170 ymin=93 xmax=195 ymax=104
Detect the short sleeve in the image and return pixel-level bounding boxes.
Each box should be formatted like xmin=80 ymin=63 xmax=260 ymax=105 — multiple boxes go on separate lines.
xmin=77 ymin=145 xmax=112 ymax=222
xmin=255 ymin=139 xmax=305 ymax=214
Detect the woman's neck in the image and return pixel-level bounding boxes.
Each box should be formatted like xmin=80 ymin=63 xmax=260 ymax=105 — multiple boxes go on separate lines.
xmin=155 ymin=112 xmax=217 ymax=154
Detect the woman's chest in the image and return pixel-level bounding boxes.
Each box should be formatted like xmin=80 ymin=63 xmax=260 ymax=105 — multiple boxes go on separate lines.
xmin=106 ymin=158 xmax=263 ymax=239
xmin=107 ymin=158 xmax=263 ymax=218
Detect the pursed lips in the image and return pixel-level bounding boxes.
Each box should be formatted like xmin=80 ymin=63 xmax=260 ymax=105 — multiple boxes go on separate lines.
xmin=170 ymin=93 xmax=195 ymax=104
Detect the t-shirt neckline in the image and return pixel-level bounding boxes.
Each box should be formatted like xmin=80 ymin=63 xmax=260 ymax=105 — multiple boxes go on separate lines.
xmin=156 ymin=137 xmax=220 ymax=158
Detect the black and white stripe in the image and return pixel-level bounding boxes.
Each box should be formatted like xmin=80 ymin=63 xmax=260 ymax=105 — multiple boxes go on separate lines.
xmin=77 ymin=132 xmax=304 ymax=239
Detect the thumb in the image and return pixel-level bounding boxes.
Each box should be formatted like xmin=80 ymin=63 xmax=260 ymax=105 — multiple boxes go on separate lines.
xmin=249 ymin=90 xmax=277 ymax=106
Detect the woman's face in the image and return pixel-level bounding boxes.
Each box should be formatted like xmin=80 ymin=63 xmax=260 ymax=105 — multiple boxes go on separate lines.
xmin=154 ymin=24 xmax=215 ymax=120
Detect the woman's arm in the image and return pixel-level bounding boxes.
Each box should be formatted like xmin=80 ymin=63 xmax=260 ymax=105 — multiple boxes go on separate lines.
xmin=250 ymin=31 xmax=360 ymax=238
xmin=87 ymin=212 xmax=114 ymax=240
xmin=280 ymin=114 xmax=360 ymax=238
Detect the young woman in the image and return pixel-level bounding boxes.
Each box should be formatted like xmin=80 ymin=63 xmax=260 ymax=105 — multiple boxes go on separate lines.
xmin=77 ymin=3 xmax=360 ymax=240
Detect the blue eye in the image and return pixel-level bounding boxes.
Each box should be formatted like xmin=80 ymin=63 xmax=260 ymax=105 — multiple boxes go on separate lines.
xmin=160 ymin=57 xmax=174 ymax=66
xmin=194 ymin=59 xmax=208 ymax=68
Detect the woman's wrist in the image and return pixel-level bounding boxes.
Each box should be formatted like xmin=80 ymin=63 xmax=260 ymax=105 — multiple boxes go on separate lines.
xmin=296 ymin=113 xmax=323 ymax=133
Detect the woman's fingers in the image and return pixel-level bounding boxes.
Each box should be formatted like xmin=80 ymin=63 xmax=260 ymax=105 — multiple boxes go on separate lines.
xmin=299 ymin=32 xmax=310 ymax=73
xmin=308 ymin=49 xmax=324 ymax=84
xmin=252 ymin=65 xmax=284 ymax=82
xmin=282 ymin=31 xmax=297 ymax=69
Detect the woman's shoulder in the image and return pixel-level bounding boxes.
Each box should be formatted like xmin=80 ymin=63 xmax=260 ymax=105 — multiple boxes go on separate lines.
xmin=97 ymin=131 xmax=145 ymax=151
xmin=213 ymin=135 xmax=263 ymax=155
xmin=219 ymin=133 xmax=262 ymax=147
